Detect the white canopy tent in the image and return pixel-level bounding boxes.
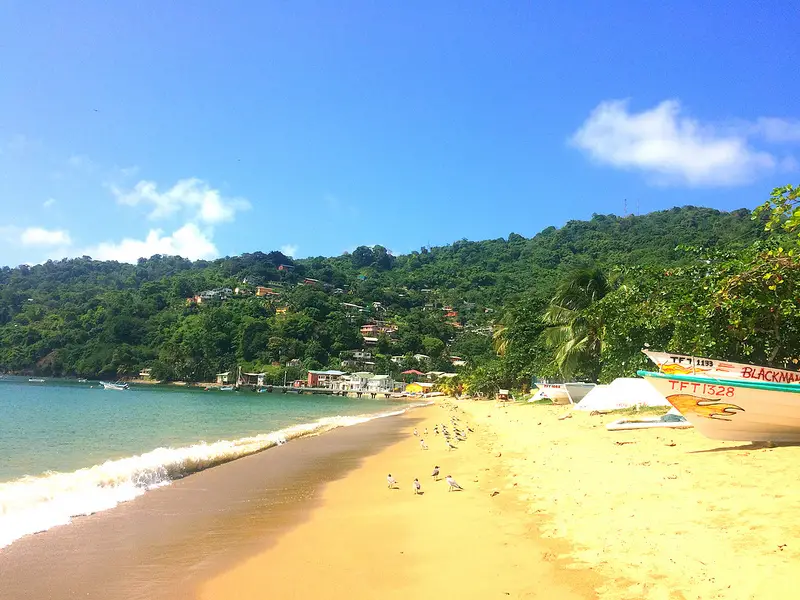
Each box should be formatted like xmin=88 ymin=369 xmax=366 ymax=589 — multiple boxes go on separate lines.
xmin=574 ymin=378 xmax=670 ymax=411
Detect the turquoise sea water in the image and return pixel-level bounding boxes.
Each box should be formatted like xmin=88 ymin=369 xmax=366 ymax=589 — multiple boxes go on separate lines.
xmin=0 ymin=377 xmax=395 ymax=481
xmin=0 ymin=376 xmax=413 ymax=547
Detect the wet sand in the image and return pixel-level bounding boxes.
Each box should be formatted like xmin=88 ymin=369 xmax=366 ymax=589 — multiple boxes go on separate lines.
xmin=199 ymin=402 xmax=600 ymax=599
xmin=0 ymin=413 xmax=420 ymax=600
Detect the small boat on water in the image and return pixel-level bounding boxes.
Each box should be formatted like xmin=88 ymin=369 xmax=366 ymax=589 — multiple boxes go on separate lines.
xmin=28 ymin=378 xmax=45 ymax=383
xmin=642 ymin=349 xmax=800 ymax=383
xmin=219 ymin=385 xmax=234 ymax=391
xmin=639 ymin=369 xmax=800 ymax=442
xmin=78 ymin=378 xmax=89 ymax=383
xmin=100 ymin=381 xmax=129 ymax=391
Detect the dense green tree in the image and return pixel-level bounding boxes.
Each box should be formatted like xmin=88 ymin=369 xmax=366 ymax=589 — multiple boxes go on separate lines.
xmin=542 ymin=265 xmax=611 ymax=380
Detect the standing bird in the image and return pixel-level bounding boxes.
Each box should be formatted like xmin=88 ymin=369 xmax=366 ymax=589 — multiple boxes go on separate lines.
xmin=413 ymin=478 xmax=421 ymax=495
xmin=387 ymin=474 xmax=397 ymax=489
xmin=445 ymin=475 xmax=463 ymax=491
xmin=445 ymin=439 xmax=456 ymax=451
xmin=419 ymin=438 xmax=428 ymax=450
xmin=413 ymin=428 xmax=419 ymax=437
xmin=431 ymin=465 xmax=440 ymax=480
xmin=424 ymin=427 xmax=429 ymax=436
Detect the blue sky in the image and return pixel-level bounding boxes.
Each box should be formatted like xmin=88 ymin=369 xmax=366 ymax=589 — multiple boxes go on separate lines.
xmin=1 ymin=1 xmax=798 ymax=266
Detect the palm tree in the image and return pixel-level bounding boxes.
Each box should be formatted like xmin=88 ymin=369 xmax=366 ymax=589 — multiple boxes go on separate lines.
xmin=543 ymin=265 xmax=610 ymax=380
xmin=492 ymin=324 xmax=509 ymax=357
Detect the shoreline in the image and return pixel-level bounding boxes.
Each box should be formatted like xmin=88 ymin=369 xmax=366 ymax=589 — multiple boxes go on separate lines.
xmin=198 ymin=401 xmax=600 ymax=599
xmin=10 ymin=396 xmax=796 ymax=599
xmin=0 ymin=409 xmax=425 ymax=600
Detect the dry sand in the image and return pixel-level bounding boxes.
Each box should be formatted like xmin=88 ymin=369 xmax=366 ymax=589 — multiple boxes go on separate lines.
xmin=457 ymin=401 xmax=800 ymax=600
xmin=199 ymin=403 xmax=600 ymax=599
xmin=200 ymin=400 xmax=800 ymax=600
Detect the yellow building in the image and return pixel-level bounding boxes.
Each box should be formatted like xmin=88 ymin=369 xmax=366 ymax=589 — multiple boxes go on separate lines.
xmin=405 ymin=382 xmax=434 ymax=394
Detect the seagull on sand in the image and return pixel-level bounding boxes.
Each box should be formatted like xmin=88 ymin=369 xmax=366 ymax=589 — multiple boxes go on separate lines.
xmin=413 ymin=428 xmax=419 ymax=436
xmin=387 ymin=474 xmax=397 ymax=489
xmin=445 ymin=440 xmax=456 ymax=451
xmin=431 ymin=465 xmax=440 ymax=480
xmin=413 ymin=478 xmax=421 ymax=495
xmin=420 ymin=438 xmax=428 ymax=450
xmin=445 ymin=475 xmax=463 ymax=491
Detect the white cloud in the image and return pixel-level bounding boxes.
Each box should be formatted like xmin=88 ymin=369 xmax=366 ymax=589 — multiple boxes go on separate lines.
xmin=43 ymin=198 xmax=56 ymax=209
xmin=67 ymin=154 xmax=95 ymax=171
xmin=750 ymin=118 xmax=800 ymax=143
xmin=281 ymin=244 xmax=298 ymax=257
xmin=20 ymin=227 xmax=72 ymax=247
xmin=113 ymin=178 xmax=250 ymax=224
xmin=117 ymin=165 xmax=140 ymax=178
xmin=82 ymin=223 xmax=217 ymax=263
xmin=3 ymin=134 xmax=40 ymax=155
xmin=571 ymin=99 xmax=779 ymax=186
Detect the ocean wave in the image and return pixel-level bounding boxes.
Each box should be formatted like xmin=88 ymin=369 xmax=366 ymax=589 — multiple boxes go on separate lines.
xmin=0 ymin=402 xmax=429 ymax=549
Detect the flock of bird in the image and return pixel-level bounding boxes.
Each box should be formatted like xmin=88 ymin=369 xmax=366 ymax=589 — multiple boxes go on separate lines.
xmin=386 ymin=408 xmax=472 ymax=496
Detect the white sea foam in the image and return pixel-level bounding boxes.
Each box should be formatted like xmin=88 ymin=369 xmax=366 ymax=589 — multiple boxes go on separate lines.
xmin=0 ymin=403 xmax=429 ymax=549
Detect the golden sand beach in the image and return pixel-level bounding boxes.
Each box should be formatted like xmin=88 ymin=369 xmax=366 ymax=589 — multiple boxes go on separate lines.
xmin=199 ymin=403 xmax=598 ymax=599
xmin=201 ymin=400 xmax=800 ymax=600
xmin=458 ymin=401 xmax=800 ymax=600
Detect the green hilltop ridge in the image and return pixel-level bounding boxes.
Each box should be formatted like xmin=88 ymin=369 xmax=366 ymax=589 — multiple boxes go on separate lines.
xmin=3 ymin=199 xmax=799 ymax=394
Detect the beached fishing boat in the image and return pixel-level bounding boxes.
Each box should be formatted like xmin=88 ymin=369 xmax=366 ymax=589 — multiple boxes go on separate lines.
xmin=100 ymin=381 xmax=129 ymax=391
xmin=639 ymin=370 xmax=800 ymax=442
xmin=642 ymin=349 xmax=800 ymax=383
xmin=529 ymin=382 xmax=596 ymax=405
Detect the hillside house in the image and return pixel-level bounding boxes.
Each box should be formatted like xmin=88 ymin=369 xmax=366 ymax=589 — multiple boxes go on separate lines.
xmin=360 ymin=324 xmax=398 ymax=337
xmin=255 ymin=286 xmax=280 ymax=297
xmin=277 ymin=264 xmax=295 ymax=272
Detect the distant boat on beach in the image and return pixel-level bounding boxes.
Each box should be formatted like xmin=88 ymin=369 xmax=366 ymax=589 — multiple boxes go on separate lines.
xmin=28 ymin=378 xmax=45 ymax=383
xmin=100 ymin=381 xmax=129 ymax=390
xmin=640 ymin=369 xmax=800 ymax=442
xmin=529 ymin=382 xmax=596 ymax=405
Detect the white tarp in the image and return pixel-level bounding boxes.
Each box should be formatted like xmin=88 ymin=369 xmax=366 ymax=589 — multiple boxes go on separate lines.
xmin=574 ymin=378 xmax=670 ymax=411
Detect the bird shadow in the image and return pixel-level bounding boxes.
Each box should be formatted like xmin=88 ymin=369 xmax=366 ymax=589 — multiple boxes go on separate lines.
xmin=415 ymin=491 xmax=426 ymax=496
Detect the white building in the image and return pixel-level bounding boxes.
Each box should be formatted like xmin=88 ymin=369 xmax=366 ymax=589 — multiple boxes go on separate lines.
xmin=367 ymin=374 xmax=394 ymax=392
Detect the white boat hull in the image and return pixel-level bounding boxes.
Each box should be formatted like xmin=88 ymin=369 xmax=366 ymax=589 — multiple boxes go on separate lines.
xmin=100 ymin=382 xmax=129 ymax=391
xmin=641 ymin=371 xmax=800 ymax=442
xmin=643 ymin=350 xmax=800 ymax=383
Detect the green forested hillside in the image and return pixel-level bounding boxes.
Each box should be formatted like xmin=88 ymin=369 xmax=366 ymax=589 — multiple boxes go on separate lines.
xmin=0 ymin=204 xmax=782 ymax=390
